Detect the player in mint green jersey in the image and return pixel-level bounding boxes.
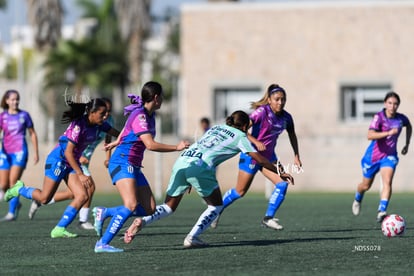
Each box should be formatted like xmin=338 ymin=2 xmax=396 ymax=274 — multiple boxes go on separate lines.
xmin=123 ymin=110 xmax=293 ymax=248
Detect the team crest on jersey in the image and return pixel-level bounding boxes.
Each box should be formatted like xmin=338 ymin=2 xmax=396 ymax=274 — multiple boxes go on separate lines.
xmin=138 ymin=114 xmax=146 ymax=122
xmin=72 ymin=125 xmax=81 ymax=140
xmin=372 ymin=114 xmax=379 ymax=124
xmin=19 ymin=114 xmax=25 ymax=124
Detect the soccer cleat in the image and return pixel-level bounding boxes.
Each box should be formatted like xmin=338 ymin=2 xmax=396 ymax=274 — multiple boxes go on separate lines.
xmin=183 ymin=235 xmax=208 ymax=248
xmin=352 ymin=200 xmax=361 ymax=216
xmin=124 ymin=218 xmax=145 ymax=244
xmin=79 ymin=221 xmax=95 ymax=230
xmin=261 ymin=217 xmax=284 ymax=230
xmin=210 ymin=214 xmax=220 ymax=229
xmin=28 ymin=200 xmax=41 ymax=220
xmin=93 ymin=207 xmax=106 ymax=237
xmin=4 ymin=180 xmax=24 ymax=202
xmin=50 ymin=226 xmax=78 ymax=238
xmin=94 ymin=240 xmax=124 ymax=253
xmin=0 ymin=212 xmax=15 ymax=222
xmin=377 ymin=211 xmax=387 ymax=223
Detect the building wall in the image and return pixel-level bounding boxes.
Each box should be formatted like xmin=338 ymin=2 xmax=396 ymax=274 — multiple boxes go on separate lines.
xmin=179 ymin=1 xmax=414 ymax=192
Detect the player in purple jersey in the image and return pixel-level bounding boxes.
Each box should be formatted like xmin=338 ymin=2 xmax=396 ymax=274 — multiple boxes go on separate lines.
xmin=352 ymin=91 xmax=411 ymax=222
xmin=212 ymin=84 xmax=302 ymax=230
xmin=93 ymin=81 xmax=190 ymax=253
xmin=4 ymin=98 xmax=119 ymax=238
xmin=0 ymin=89 xmax=39 ymax=221
xmin=27 ymin=98 xmax=115 ymax=230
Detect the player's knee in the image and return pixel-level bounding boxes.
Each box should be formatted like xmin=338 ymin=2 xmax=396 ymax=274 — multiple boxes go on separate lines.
xmin=75 ymin=192 xmax=89 ymax=205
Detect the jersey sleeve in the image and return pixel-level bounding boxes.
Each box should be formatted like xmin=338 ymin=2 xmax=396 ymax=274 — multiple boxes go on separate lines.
xmin=24 ymin=111 xmax=34 ymax=129
xmin=285 ymin=112 xmax=295 ymax=132
xmin=131 ymin=112 xmax=151 ymax=135
xmin=65 ymin=121 xmax=82 ymax=145
xmin=401 ymin=113 xmax=411 ymax=127
xmin=249 ymin=106 xmax=265 ymax=125
xmin=368 ymin=113 xmax=381 ymax=131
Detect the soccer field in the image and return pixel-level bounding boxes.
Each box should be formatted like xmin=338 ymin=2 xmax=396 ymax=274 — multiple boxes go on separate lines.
xmin=1 ymin=192 xmax=413 ymax=275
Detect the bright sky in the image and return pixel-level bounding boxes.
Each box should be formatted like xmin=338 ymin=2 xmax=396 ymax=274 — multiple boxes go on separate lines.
xmin=0 ymin=0 xmax=208 ymax=44
xmin=0 ymin=0 xmax=281 ymax=44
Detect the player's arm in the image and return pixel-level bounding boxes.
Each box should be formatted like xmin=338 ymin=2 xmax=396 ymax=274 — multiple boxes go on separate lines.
xmin=286 ymin=122 xmax=301 ymax=168
xmin=28 ymin=127 xmax=39 ymax=164
xmin=401 ymin=121 xmax=412 ymax=155
xmin=247 ymin=151 xmax=294 ymax=185
xmin=367 ymin=128 xmax=398 ymax=140
xmin=247 ymin=133 xmax=266 ymax=151
xmin=140 ymin=133 xmax=189 ymax=152
xmin=104 ymin=126 xmax=125 ymax=151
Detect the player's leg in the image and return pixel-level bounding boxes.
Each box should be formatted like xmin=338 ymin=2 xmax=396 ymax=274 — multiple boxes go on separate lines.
xmin=5 ymin=165 xmax=24 ymax=220
xmin=185 ymin=187 xmax=223 ymax=248
xmin=28 ymin=188 xmax=74 ymax=219
xmin=376 ymin=165 xmax=396 ymax=222
xmin=352 ymin=177 xmax=374 ymax=216
xmin=183 ymin=165 xmax=223 ymax=247
xmin=352 ymin=157 xmax=378 ymax=216
xmin=124 ymin=165 xmax=186 ymax=244
xmin=51 ymin=173 xmax=89 ymax=238
xmin=77 ymin=176 xmax=96 ymax=229
xmin=260 ymin=168 xmax=288 ymax=230
xmin=0 ymin=152 xmax=10 ymax=202
xmin=124 ymin=195 xmax=183 ymax=244
xmin=0 ymin=164 xmax=23 ymax=221
xmin=95 ymin=178 xmax=135 ymax=253
xmin=212 ymin=157 xmax=256 ymax=229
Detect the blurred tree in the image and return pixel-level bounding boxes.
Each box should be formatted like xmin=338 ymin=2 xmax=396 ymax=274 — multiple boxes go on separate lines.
xmin=0 ymin=0 xmax=6 ymax=9
xmin=114 ymin=0 xmax=151 ymax=86
xmin=27 ymin=0 xmax=63 ymax=51
xmin=26 ymin=0 xmax=63 ymax=143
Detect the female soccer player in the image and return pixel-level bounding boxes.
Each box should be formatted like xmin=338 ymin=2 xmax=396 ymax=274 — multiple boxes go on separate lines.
xmin=28 ymin=97 xmax=115 ymax=230
xmin=4 ymin=98 xmax=119 ymax=237
xmin=123 ymin=110 xmax=294 ymax=248
xmin=94 ymin=81 xmax=190 ymax=253
xmin=212 ymin=83 xmax=302 ymax=230
xmin=352 ymin=91 xmax=411 ymax=222
xmin=0 ymin=89 xmax=39 ymax=221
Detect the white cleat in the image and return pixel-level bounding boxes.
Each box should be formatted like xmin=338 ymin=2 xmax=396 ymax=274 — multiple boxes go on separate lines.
xmin=377 ymin=211 xmax=387 ymax=223
xmin=352 ymin=200 xmax=361 ymax=216
xmin=28 ymin=200 xmax=41 ymax=220
xmin=0 ymin=212 xmax=15 ymax=222
xmin=261 ymin=218 xmax=284 ymax=230
xmin=183 ymin=235 xmax=208 ymax=248
xmin=79 ymin=221 xmax=95 ymax=230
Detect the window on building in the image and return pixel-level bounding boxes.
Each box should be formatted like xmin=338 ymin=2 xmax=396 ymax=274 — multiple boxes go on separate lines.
xmin=340 ymin=84 xmax=391 ymax=122
xmin=214 ymin=86 xmax=262 ymax=122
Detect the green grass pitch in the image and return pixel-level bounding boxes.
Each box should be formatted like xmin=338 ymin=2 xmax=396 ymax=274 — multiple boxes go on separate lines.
xmin=1 ymin=192 xmax=413 ymax=275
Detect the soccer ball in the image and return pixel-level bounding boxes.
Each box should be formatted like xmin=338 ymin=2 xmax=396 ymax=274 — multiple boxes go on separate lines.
xmin=381 ymin=214 xmax=406 ymax=237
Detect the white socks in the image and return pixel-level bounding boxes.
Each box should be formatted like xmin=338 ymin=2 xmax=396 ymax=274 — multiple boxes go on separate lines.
xmin=142 ymin=204 xmax=173 ymax=225
xmin=188 ymin=205 xmax=223 ymax=237
xmin=79 ymin=207 xmax=89 ymax=222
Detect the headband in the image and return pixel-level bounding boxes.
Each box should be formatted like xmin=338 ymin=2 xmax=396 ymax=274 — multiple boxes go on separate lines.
xmin=268 ymin=87 xmax=285 ymax=97
xmin=123 ymin=94 xmax=143 ymax=116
